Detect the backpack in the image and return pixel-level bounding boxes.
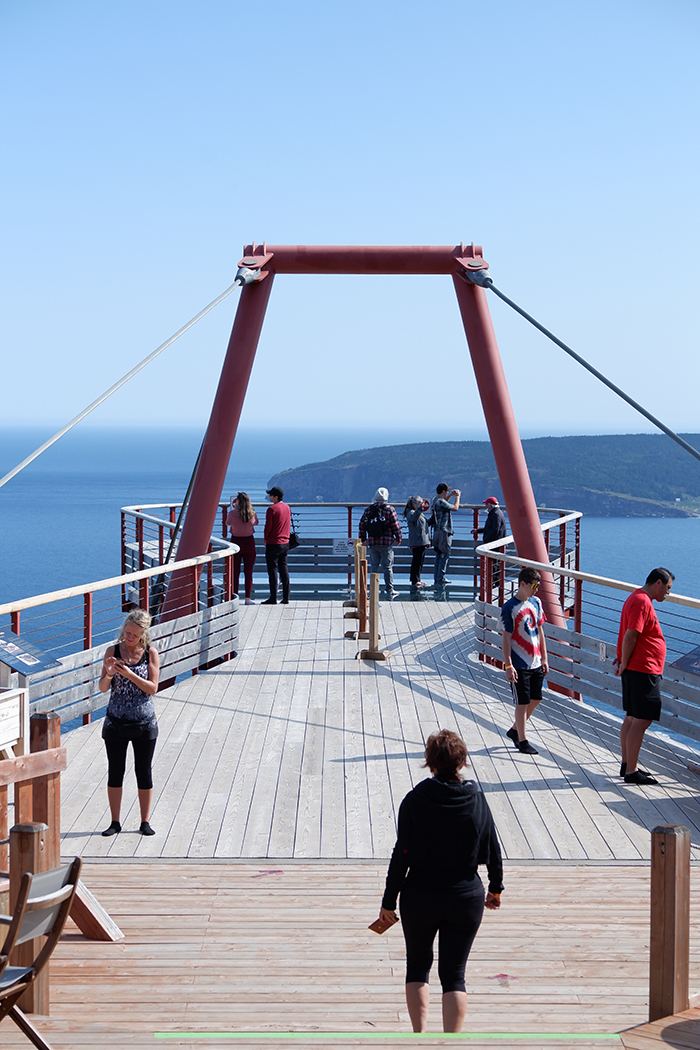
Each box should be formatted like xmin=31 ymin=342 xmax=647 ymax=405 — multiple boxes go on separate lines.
xmin=366 ymin=503 xmax=389 ymax=538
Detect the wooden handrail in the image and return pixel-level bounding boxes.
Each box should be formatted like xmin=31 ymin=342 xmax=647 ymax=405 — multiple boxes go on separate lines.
xmin=0 ymin=544 xmax=237 ymax=617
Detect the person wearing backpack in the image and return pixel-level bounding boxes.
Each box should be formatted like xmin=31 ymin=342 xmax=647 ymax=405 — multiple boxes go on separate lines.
xmin=431 ymin=483 xmax=461 ymax=589
xmin=359 ymin=488 xmax=403 ymax=600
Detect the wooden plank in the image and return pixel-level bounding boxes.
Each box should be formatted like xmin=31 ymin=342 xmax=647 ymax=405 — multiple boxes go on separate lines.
xmin=0 ymin=746 xmax=66 ymax=786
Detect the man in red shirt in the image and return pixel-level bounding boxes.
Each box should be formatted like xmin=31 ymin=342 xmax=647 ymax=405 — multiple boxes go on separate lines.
xmin=615 ymin=567 xmax=674 ymax=785
xmin=262 ymin=486 xmax=291 ymax=605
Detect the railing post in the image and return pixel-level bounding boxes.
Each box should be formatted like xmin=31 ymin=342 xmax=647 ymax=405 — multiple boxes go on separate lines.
xmin=137 ymin=514 xmax=144 ymax=571
xmin=472 ymin=508 xmax=480 ymax=595
xmin=83 ymin=592 xmax=93 ymax=725
xmin=207 ymin=543 xmax=214 ymax=607
xmin=159 ymin=523 xmax=164 ymax=564
xmin=139 ymin=575 xmax=150 ymax=612
xmin=120 ymin=510 xmax=127 ymax=583
xmin=347 ymin=505 xmax=353 ymax=588
xmin=10 ymin=821 xmax=49 ymax=1014
xmin=559 ymin=521 xmax=567 ymax=610
xmin=29 ymin=713 xmax=61 ymax=869
xmin=11 ymin=610 xmax=20 ymax=635
xmin=649 ymin=824 xmax=690 ymax=1021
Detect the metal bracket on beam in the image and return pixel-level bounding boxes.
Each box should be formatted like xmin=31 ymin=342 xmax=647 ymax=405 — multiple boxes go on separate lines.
xmin=236 ymin=244 xmax=274 ymax=284
xmin=455 ymin=243 xmax=491 ymax=286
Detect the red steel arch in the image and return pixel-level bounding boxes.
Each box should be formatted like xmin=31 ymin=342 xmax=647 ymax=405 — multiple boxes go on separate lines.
xmin=162 ymin=243 xmax=564 ymax=629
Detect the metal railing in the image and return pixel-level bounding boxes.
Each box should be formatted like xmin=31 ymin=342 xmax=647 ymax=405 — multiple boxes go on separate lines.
xmin=0 ymin=544 xmax=240 ymax=725
xmin=475 ymin=525 xmax=700 ymax=744
xmin=121 ymin=502 xmax=581 ymax=600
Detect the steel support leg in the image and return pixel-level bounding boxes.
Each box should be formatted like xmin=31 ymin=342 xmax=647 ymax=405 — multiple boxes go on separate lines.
xmin=161 ymin=277 xmax=275 ymax=620
xmin=452 ymin=276 xmax=566 ymax=629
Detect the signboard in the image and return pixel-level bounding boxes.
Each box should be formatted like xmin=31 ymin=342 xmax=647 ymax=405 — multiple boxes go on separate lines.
xmin=672 ymin=646 xmax=700 ymax=678
xmin=333 ymin=538 xmax=355 ymax=559
xmin=0 ymin=630 xmax=61 ymax=675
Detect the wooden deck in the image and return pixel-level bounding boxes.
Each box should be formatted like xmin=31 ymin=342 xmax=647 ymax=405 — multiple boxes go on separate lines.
xmin=8 ymin=600 xmax=700 ymax=1049
xmin=5 ymin=860 xmax=700 ymax=1049
xmin=60 ymin=601 xmax=700 ymax=861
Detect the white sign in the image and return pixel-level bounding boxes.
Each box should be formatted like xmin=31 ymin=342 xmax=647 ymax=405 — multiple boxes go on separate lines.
xmin=333 ymin=538 xmax=355 ymax=558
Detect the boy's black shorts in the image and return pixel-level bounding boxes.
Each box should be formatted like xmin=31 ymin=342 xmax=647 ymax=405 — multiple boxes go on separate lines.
xmin=621 ymin=669 xmax=662 ymax=722
xmin=511 ymin=667 xmax=545 ymax=706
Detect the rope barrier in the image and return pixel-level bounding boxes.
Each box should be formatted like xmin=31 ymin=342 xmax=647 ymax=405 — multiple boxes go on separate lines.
xmin=465 ymin=269 xmax=700 ymax=465
xmin=0 ymin=278 xmax=246 ymax=492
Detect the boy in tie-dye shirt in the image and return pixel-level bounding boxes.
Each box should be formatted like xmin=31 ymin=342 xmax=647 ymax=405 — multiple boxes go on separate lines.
xmin=500 ymin=567 xmax=549 ymax=756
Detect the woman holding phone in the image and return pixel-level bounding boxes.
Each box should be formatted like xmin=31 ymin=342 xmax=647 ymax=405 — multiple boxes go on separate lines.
xmin=98 ymin=608 xmax=160 ymax=837
xmin=377 ymin=730 xmax=503 ymax=1033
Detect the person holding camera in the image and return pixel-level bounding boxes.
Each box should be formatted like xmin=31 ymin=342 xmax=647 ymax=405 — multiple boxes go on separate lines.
xmin=431 ymin=483 xmax=461 ymax=589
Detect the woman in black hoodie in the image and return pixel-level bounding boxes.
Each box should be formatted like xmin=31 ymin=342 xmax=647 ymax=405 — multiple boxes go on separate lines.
xmin=378 ymin=730 xmax=503 ymax=1033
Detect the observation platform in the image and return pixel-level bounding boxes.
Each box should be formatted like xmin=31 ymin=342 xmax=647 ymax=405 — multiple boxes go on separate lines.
xmin=8 ymin=601 xmax=700 ymax=1049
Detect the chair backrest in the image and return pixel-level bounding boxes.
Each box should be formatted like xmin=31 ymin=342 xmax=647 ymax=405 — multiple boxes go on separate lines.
xmin=0 ymin=857 xmax=82 ymax=971
xmin=15 ymin=860 xmax=81 ymax=946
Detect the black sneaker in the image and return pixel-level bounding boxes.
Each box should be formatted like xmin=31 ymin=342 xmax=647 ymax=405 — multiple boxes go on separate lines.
xmin=517 ymin=740 xmax=538 ymax=755
xmin=620 ymin=763 xmax=650 ymax=778
xmin=139 ymin=821 xmax=156 ymax=836
xmin=506 ymin=727 xmax=519 ymax=745
xmin=261 ymin=598 xmax=277 ymax=605
xmin=101 ymin=820 xmax=121 ymax=837
xmin=624 ymin=770 xmax=658 ymax=785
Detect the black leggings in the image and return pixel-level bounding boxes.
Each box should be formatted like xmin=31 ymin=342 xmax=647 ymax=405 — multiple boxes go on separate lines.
xmin=399 ymin=881 xmax=485 ymax=992
xmin=104 ymin=734 xmax=157 ymax=790
xmin=410 ymin=545 xmax=429 ymax=585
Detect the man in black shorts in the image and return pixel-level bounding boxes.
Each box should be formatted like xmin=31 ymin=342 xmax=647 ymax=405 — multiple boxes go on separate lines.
xmin=500 ymin=567 xmax=549 ymax=756
xmin=614 ymin=567 xmax=674 ymax=785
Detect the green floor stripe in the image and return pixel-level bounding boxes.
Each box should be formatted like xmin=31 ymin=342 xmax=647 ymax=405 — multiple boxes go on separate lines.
xmin=154 ymin=1032 xmax=622 ymax=1041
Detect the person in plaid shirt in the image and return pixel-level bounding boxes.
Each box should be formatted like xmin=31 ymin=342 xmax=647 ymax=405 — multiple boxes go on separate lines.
xmin=359 ymin=488 xmax=403 ymax=600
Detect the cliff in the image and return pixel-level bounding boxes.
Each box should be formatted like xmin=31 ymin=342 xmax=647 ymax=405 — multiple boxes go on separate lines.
xmin=267 ymin=434 xmax=700 ymax=517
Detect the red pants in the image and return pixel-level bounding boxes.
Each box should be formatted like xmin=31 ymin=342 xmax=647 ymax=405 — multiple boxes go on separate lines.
xmin=232 ymin=535 xmax=257 ymax=599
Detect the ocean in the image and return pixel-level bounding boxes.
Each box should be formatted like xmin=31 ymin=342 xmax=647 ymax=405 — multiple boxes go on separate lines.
xmin=1 ymin=425 xmax=699 ymax=605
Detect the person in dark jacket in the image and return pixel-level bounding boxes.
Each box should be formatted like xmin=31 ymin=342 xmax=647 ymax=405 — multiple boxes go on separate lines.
xmin=403 ymin=495 xmax=430 ymax=589
xmin=478 ymin=497 xmax=507 ymax=545
xmin=376 ymin=730 xmax=503 ymax=1033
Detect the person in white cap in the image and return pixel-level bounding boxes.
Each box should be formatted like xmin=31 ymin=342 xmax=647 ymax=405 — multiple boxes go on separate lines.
xmin=478 ymin=497 xmax=506 ymax=545
xmin=359 ymin=488 xmax=403 ymax=600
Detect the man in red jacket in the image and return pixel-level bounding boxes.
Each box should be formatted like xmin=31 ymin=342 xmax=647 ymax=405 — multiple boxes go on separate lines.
xmin=615 ymin=567 xmax=674 ymax=785
xmin=262 ymin=486 xmax=291 ymax=605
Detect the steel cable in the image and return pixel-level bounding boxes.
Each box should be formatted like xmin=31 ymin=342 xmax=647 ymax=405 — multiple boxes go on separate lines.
xmin=0 ymin=279 xmax=243 ymax=492
xmin=469 ymin=272 xmax=700 ymax=465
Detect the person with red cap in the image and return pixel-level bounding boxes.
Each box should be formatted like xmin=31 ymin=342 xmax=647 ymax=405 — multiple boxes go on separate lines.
xmin=478 ymin=498 xmax=506 ymax=545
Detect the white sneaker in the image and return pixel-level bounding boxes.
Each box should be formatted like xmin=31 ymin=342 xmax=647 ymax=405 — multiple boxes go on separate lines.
xmin=245 ymin=598 xmax=255 ymax=605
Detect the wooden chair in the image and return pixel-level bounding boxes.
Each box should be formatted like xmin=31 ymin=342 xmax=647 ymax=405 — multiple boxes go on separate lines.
xmin=0 ymin=857 xmax=82 ymax=1050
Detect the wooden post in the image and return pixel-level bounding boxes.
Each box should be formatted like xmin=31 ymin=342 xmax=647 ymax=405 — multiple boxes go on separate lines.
xmin=649 ymin=824 xmax=690 ymax=1022
xmin=359 ymin=573 xmax=391 ymax=661
xmin=358 ymin=549 xmax=368 ymax=639
xmin=344 ymin=541 xmax=361 ymax=622
xmin=0 ymin=784 xmax=8 ymax=912
xmin=30 ymin=714 xmax=61 ymax=869
xmin=10 ymin=821 xmax=49 ymax=1014
xmin=343 ymin=540 xmax=359 ymax=610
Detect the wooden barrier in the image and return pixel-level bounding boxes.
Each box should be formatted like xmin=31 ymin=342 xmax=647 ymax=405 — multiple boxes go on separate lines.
xmin=649 ymin=824 xmax=691 ymax=1021
xmin=345 ymin=543 xmax=369 ymax=640
xmin=358 ymin=574 xmax=391 ymax=661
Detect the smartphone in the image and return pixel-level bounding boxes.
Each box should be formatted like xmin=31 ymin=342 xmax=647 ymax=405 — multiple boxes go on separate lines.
xmin=368 ymin=913 xmax=399 ymax=935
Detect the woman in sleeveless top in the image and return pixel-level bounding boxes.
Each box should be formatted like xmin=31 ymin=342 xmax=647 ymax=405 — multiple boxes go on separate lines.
xmin=98 ymin=608 xmax=160 ymax=837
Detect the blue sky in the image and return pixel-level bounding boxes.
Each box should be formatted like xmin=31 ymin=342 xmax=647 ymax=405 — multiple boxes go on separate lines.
xmin=1 ymin=0 xmax=698 ymax=439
